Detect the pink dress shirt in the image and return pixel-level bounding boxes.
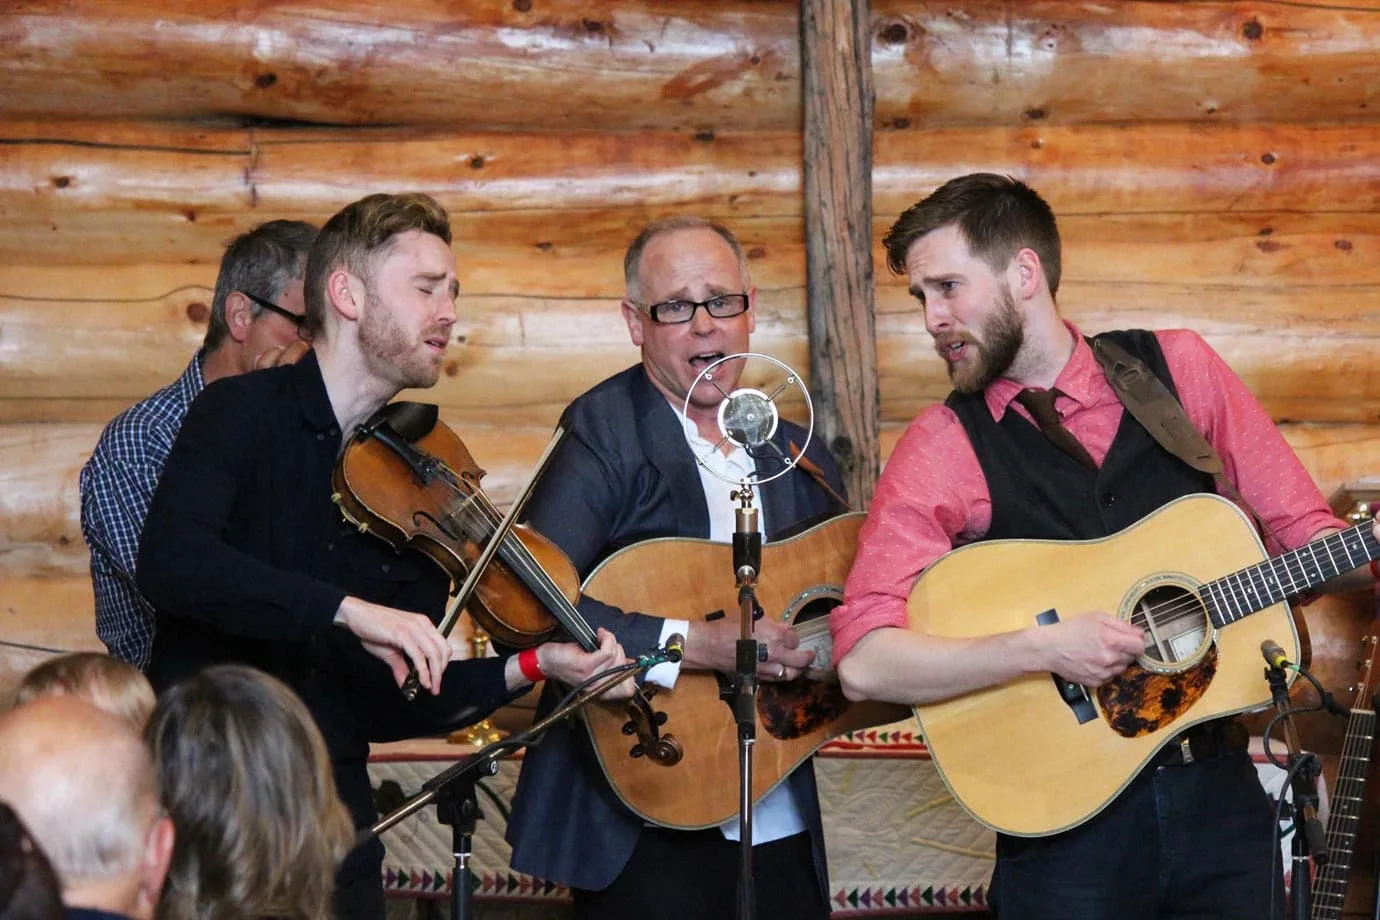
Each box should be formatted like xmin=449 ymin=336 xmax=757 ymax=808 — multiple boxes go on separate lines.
xmin=830 ymin=325 xmax=1346 ymax=661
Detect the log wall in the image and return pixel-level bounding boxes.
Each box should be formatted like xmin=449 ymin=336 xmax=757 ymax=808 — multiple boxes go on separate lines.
xmin=3 ymin=6 xmax=1379 ymax=901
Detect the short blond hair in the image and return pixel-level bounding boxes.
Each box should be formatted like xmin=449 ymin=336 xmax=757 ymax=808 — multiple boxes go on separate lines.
xmin=14 ymin=653 xmax=154 ymax=731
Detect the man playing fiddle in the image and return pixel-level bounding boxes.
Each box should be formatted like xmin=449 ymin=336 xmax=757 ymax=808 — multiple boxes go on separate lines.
xmin=136 ymin=192 xmax=626 ymax=919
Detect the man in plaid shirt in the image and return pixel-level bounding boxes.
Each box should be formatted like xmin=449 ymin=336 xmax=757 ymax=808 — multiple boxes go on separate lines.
xmin=79 ymin=220 xmax=317 ymax=668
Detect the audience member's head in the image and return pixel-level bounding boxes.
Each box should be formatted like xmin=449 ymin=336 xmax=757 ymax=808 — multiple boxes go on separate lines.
xmin=14 ymin=652 xmax=155 ymax=730
xmin=146 ymin=665 xmax=352 ymax=920
xmin=0 ymin=697 xmax=173 ymax=920
xmin=0 ymin=802 xmax=63 ymax=920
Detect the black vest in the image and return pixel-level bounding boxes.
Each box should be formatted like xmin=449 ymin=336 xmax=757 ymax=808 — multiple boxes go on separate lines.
xmin=946 ymin=330 xmax=1214 ymax=542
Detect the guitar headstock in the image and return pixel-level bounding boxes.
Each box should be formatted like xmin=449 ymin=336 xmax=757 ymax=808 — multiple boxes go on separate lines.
xmin=1349 ymin=630 xmax=1380 ymax=712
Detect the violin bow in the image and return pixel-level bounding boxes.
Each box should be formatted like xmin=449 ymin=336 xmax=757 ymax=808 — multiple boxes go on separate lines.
xmin=401 ymin=424 xmax=568 ymax=700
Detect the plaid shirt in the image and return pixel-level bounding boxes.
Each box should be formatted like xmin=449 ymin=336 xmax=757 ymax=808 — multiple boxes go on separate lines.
xmin=79 ymin=353 xmax=205 ymax=668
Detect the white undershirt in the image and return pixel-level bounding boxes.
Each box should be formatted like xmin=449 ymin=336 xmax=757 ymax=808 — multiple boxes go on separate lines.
xmin=647 ymin=404 xmax=808 ymax=845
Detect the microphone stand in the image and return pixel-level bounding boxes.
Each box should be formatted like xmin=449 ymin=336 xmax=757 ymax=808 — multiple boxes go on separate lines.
xmin=731 ymin=481 xmax=764 ymax=920
xmin=366 ymin=654 xmax=669 ymax=920
xmin=1264 ymin=661 xmax=1327 ymax=920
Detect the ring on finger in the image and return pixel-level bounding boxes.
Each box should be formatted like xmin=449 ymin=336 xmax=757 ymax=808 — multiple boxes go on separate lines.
xmin=777 ymin=663 xmax=786 ymax=680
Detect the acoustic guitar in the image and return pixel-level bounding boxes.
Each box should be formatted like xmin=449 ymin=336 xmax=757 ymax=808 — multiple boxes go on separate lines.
xmin=908 ymin=492 xmax=1380 ymax=837
xmin=1311 ymin=629 xmax=1380 ymax=920
xmin=580 ymin=511 xmax=909 ymax=829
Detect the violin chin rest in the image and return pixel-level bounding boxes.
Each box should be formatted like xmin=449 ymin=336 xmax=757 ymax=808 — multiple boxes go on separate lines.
xmin=366 ymin=401 xmax=439 ymax=443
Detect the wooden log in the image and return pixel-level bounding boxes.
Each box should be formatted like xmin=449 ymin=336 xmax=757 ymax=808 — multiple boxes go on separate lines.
xmin=0 ymin=424 xmax=94 ymax=577
xmin=875 ymin=283 xmax=1380 ymax=425
xmin=803 ymin=0 xmax=880 ymax=506
xmin=1 ymin=646 xmax=59 ymax=707
xmin=5 ymin=121 xmax=1380 ymax=265
xmin=2 ymin=277 xmax=1378 ymax=425
xmin=5 ymin=211 xmax=1379 ymax=314
xmin=4 ymin=211 xmax=1379 ymax=331
xmin=3 ymin=2 xmax=1379 ymax=129
xmin=0 ymin=575 xmax=99 ymax=649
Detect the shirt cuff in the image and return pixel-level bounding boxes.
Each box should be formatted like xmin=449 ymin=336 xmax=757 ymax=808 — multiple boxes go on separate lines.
xmin=645 ymin=618 xmax=690 ymax=689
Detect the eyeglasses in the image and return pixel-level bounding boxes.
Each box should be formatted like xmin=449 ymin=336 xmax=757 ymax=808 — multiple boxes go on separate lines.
xmin=241 ymin=290 xmax=307 ymax=330
xmin=637 ymin=293 xmax=750 ymax=325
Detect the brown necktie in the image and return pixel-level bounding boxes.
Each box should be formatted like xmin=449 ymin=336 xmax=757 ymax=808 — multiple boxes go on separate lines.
xmin=1015 ymin=388 xmax=1098 ymax=471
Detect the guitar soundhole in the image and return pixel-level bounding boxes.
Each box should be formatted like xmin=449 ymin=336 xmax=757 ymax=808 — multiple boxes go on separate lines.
xmin=784 ymin=585 xmax=843 ymax=625
xmin=1131 ymin=582 xmax=1210 ymax=670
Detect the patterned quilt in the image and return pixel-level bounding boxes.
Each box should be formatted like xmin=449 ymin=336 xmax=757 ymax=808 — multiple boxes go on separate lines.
xmin=369 ymin=717 xmax=994 ymax=915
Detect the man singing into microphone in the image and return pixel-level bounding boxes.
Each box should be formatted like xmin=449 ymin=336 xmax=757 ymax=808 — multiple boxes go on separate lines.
xmin=504 ymin=216 xmax=848 ymax=919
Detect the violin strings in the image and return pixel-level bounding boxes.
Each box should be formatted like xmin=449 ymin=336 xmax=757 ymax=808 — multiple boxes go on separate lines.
xmin=431 ymin=462 xmax=596 ymax=647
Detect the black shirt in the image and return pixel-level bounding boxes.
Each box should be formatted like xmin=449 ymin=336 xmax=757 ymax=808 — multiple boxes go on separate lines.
xmin=137 ymin=351 xmax=513 ymax=856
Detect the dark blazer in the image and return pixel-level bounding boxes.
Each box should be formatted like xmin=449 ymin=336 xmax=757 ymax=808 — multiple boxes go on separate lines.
xmin=504 ymin=364 xmax=846 ymax=893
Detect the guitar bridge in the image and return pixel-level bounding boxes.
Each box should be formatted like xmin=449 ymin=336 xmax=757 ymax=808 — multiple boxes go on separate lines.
xmin=1036 ymin=609 xmax=1098 ymax=724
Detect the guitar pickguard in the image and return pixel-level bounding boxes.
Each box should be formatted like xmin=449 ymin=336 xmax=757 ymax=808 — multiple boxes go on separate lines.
xmin=757 ymin=680 xmax=853 ymax=740
xmin=1096 ymin=643 xmax=1218 ymax=738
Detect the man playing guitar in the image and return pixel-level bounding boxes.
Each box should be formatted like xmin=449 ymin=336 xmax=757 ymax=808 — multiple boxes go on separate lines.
xmin=831 ymin=173 xmax=1380 ymax=920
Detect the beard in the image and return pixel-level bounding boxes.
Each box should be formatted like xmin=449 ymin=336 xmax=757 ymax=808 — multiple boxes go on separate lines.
xmin=358 ymin=285 xmax=444 ymax=391
xmin=948 ymin=284 xmax=1024 ymax=395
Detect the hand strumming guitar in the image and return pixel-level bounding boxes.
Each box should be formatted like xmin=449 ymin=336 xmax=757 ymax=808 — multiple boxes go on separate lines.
xmin=1037 ymin=612 xmax=1145 ymax=687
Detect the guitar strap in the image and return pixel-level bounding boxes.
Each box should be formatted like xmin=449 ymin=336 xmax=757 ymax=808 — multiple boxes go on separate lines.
xmin=1090 ymin=334 xmax=1286 ymax=549
xmin=788 ymin=441 xmax=852 ymax=513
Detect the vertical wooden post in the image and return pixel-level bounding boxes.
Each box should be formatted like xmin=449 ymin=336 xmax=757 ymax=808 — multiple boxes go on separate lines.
xmin=801 ymin=0 xmax=879 ymax=507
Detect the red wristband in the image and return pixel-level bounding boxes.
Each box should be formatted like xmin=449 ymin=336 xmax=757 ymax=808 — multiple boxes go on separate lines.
xmin=518 ymin=647 xmax=546 ymax=683
xmin=1370 ymin=559 xmax=1379 ymax=581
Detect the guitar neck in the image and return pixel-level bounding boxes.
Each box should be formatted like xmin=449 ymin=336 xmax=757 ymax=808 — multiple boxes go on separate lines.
xmin=1206 ymin=521 xmax=1379 ymax=629
xmin=1311 ymin=705 xmax=1378 ymax=920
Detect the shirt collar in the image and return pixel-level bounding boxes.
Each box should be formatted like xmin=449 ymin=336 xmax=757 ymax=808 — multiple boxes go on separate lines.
xmin=984 ymin=320 xmax=1097 ymax=421
xmin=670 ymin=399 xmax=756 ymax=479
xmin=180 ymin=349 xmax=207 ymax=403
xmin=290 ymin=350 xmax=339 ymax=433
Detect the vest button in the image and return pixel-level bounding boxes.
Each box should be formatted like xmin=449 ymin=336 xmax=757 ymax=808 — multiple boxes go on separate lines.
xmin=1100 ymin=492 xmax=1116 ymax=508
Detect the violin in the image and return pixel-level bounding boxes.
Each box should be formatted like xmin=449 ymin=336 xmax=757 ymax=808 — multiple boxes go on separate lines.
xmin=330 ymin=402 xmax=600 ymax=653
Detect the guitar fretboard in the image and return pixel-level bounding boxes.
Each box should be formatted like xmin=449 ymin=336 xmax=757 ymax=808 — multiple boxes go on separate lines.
xmin=1311 ymin=707 xmax=1377 ymax=920
xmin=1205 ymin=522 xmax=1379 ymax=629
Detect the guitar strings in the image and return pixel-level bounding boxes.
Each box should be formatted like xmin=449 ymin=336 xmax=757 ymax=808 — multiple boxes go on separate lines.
xmin=1314 ymin=703 xmax=1375 ymax=901
xmin=1123 ymin=524 xmax=1378 ymax=646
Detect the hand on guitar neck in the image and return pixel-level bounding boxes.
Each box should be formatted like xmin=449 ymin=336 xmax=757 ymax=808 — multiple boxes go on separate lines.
xmin=680 ymin=613 xmax=815 ymax=682
xmin=1314 ymin=519 xmax=1380 ymax=593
